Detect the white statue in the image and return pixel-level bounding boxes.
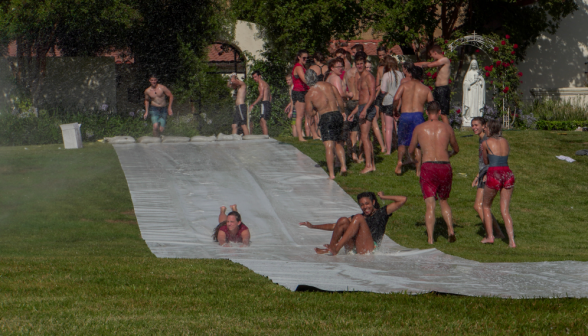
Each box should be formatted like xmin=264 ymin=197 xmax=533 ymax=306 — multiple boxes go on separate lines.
xmin=462 ymin=60 xmax=485 ymax=126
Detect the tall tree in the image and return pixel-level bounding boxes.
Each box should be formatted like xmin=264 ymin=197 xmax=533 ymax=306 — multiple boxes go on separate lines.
xmin=0 ymin=0 xmax=140 ymax=105
xmin=362 ymin=0 xmax=577 ymax=57
xmin=231 ymin=0 xmax=362 ymax=63
xmin=129 ymin=0 xmax=234 ymax=84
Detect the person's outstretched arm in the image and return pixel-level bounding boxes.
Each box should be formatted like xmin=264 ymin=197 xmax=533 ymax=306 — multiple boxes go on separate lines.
xmin=448 ymin=126 xmax=459 ymax=157
xmin=218 ymin=231 xmax=228 ymax=246
xmin=299 ymin=221 xmax=336 ymax=231
xmin=377 ymin=192 xmax=407 ymax=215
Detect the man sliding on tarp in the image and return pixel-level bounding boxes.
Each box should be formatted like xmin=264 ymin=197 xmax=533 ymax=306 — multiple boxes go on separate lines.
xmin=300 ymin=191 xmax=406 ymax=255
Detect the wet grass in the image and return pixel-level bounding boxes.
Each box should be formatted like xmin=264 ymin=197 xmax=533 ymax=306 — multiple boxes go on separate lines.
xmin=279 ymin=130 xmax=588 ymax=263
xmin=1 ymin=135 xmax=588 ymax=334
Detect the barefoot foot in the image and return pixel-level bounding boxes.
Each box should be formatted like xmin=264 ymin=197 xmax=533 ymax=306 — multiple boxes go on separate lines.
xmin=230 ymin=204 xmax=237 ymax=212
xmin=220 ymin=206 xmax=226 ymax=213
xmin=509 ymin=241 xmax=516 ymax=248
xmin=481 ymin=237 xmax=494 ymax=244
xmin=315 ymin=247 xmax=330 ymax=254
xmin=298 ymin=138 xmax=307 ymax=142
xmin=360 ymin=166 xmax=375 ymax=174
xmin=448 ymin=234 xmax=456 ymax=243
xmin=395 ymin=162 xmax=403 ymax=175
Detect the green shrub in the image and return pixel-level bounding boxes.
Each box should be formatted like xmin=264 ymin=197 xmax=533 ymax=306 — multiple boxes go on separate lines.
xmin=522 ymin=99 xmax=588 ymax=121
xmin=535 ymin=120 xmax=588 ymax=131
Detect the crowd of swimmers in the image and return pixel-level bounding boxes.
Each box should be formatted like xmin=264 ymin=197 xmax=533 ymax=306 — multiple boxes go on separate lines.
xmin=214 ymin=43 xmax=516 ymax=251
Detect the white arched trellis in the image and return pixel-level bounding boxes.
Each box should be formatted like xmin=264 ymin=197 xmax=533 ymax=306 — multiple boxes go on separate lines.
xmin=447 ymin=32 xmax=494 ymax=53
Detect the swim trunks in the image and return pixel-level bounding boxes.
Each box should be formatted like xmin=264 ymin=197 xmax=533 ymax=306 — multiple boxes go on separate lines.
xmin=374 ymin=92 xmax=386 ymax=109
xmin=433 ymin=85 xmax=451 ymax=116
xmin=477 ymin=166 xmax=488 ymax=189
xmin=318 ymin=111 xmax=344 ymax=142
xmin=486 ymin=166 xmax=515 ymax=190
xmin=382 ymin=104 xmax=396 ymax=117
xmin=420 ymin=161 xmax=453 ymax=200
xmin=218 ymin=223 xmax=249 ymax=243
xmin=292 ymin=90 xmax=306 ymax=103
xmin=149 ymin=106 xmax=168 ymax=127
xmin=343 ymin=100 xmax=360 ymax=138
xmin=357 ymin=104 xmax=377 ymax=122
xmin=397 ymin=112 xmax=425 ymax=146
xmin=260 ymin=101 xmax=271 ymax=120
xmin=233 ymin=104 xmax=247 ymax=126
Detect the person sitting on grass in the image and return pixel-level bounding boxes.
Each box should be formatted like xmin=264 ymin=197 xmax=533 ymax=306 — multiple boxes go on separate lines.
xmin=299 ymin=191 xmax=406 ymax=255
xmin=213 ymin=205 xmax=250 ymax=247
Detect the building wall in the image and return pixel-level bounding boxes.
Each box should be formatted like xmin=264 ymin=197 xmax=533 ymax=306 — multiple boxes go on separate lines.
xmin=0 ymin=57 xmax=117 ymax=112
xmin=517 ymin=0 xmax=588 ymax=100
xmin=234 ymin=20 xmax=265 ymax=60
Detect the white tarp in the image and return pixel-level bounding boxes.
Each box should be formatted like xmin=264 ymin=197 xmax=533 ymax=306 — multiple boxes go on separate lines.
xmin=113 ymin=140 xmax=588 ymax=298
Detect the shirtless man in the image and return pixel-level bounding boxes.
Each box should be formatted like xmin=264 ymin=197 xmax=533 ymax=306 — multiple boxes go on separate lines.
xmin=344 ymin=51 xmax=361 ymax=162
xmin=326 ymin=57 xmax=347 ymax=97
xmin=392 ymin=66 xmax=432 ymax=176
xmin=143 ymin=75 xmax=173 ymax=137
xmin=227 ymin=73 xmax=249 ymax=135
xmin=347 ymin=52 xmax=377 ymax=174
xmin=305 ymin=69 xmax=347 ymax=179
xmin=249 ymin=71 xmax=272 ymax=135
xmin=300 ymin=191 xmax=406 ymax=255
xmin=415 ymin=45 xmax=452 ymax=125
xmin=408 ymin=101 xmax=459 ymax=244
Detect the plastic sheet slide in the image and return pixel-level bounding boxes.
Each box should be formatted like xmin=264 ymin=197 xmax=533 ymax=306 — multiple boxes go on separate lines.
xmin=113 ymin=140 xmax=588 ymax=298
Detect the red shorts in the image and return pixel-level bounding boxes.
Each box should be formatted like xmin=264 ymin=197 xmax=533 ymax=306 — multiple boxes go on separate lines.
xmin=420 ymin=162 xmax=453 ymax=200
xmin=486 ymin=166 xmax=515 ymax=190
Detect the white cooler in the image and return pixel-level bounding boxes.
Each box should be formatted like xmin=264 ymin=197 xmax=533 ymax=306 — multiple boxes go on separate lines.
xmin=59 ymin=123 xmax=83 ymax=149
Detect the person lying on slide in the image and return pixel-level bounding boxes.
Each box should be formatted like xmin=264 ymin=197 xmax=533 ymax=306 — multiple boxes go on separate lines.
xmin=213 ymin=205 xmax=250 ymax=247
xmin=299 ymin=191 xmax=406 ymax=255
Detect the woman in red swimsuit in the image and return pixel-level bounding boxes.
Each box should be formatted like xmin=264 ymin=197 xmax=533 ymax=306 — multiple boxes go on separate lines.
xmin=213 ymin=205 xmax=250 ymax=246
xmin=292 ymin=50 xmax=320 ymax=141
xmin=481 ymin=119 xmax=516 ymax=248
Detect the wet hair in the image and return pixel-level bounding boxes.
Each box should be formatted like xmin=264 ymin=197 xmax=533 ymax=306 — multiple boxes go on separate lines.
xmin=357 ymin=192 xmax=381 ymax=209
xmin=212 ymin=211 xmax=243 ymax=242
xmin=383 ymin=55 xmax=399 ymax=86
xmin=402 ymin=62 xmax=413 ymax=73
xmin=486 ymin=119 xmax=502 ymax=137
xmin=354 ymin=51 xmax=368 ymax=63
xmin=344 ymin=51 xmax=353 ymax=64
xmin=252 ymin=70 xmax=262 ymax=77
xmin=149 ymin=74 xmax=158 ymax=80
xmin=377 ymin=46 xmax=387 ymax=53
xmin=305 ymin=69 xmax=319 ymax=87
xmin=313 ymin=51 xmax=326 ymax=63
xmin=410 ymin=66 xmax=424 ymax=81
xmin=429 ymin=45 xmax=443 ymax=55
xmin=472 ymin=116 xmax=486 ymax=125
xmin=426 ymin=101 xmax=441 ymax=114
xmin=295 ymin=49 xmax=309 ymax=63
xmin=352 ymin=44 xmax=364 ymax=52
xmin=328 ymin=57 xmax=344 ymax=71
xmin=335 ymin=48 xmax=347 ymax=56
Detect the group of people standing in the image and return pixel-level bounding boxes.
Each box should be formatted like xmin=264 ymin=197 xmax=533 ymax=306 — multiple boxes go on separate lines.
xmin=214 ymin=44 xmax=516 ymax=251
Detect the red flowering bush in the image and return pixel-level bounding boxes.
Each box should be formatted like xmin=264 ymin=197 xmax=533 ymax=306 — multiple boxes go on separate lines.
xmin=513 ymin=44 xmax=518 ymax=49
xmin=501 ymin=40 xmax=506 ymax=45
xmin=518 ymin=72 xmax=523 ymax=77
xmin=486 ymin=72 xmax=490 ymax=77
xmin=505 ymin=34 xmax=510 ymax=39
xmin=494 ymin=47 xmax=499 ymax=52
xmin=496 ymin=60 xmax=502 ymax=66
xmin=503 ymin=87 xmax=510 ymax=93
xmin=511 ymin=51 xmax=515 ymax=55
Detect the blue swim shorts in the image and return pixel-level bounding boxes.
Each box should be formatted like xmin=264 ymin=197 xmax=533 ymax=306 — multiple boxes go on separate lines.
xmin=398 ymin=112 xmax=425 ymax=147
xmin=149 ymin=106 xmax=168 ymax=127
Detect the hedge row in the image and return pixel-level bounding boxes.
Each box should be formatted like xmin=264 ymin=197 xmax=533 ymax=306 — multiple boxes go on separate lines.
xmin=535 ymin=120 xmax=588 ymax=131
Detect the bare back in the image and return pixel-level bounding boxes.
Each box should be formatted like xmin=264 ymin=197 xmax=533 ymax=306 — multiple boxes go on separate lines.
xmin=395 ymin=79 xmax=433 ymax=113
xmin=305 ymin=82 xmax=344 ymax=117
xmin=345 ymin=67 xmax=359 ymax=100
xmin=411 ymin=119 xmax=459 ymax=162
xmin=258 ymin=79 xmax=271 ymax=101
xmin=485 ymin=136 xmax=510 ymax=156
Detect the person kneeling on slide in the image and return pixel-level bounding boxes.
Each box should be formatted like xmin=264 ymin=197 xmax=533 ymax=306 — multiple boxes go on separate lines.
xmin=213 ymin=205 xmax=250 ymax=247
xmin=299 ymin=191 xmax=406 ymax=255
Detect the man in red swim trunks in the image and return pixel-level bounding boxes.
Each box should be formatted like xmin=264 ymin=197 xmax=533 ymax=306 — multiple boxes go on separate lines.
xmin=408 ymin=101 xmax=459 ymax=244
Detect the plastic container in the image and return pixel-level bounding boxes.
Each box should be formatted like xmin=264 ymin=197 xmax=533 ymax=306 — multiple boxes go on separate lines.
xmin=59 ymin=123 xmax=83 ymax=149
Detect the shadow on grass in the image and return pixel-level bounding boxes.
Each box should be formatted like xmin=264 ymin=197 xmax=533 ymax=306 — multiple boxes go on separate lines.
xmin=475 ymin=222 xmax=510 ymax=245
xmin=415 ymin=218 xmax=464 ymax=242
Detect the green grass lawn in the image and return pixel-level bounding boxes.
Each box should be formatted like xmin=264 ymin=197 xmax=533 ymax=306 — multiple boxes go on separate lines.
xmin=1 ymin=132 xmax=588 ymax=334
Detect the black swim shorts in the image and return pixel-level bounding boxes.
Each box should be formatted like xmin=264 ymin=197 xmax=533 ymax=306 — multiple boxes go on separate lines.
xmin=382 ymin=104 xmax=395 ymax=117
xmin=433 ymin=85 xmax=451 ymax=116
xmin=477 ymin=167 xmax=488 ymax=189
xmin=260 ymin=101 xmax=271 ymax=120
xmin=319 ymin=111 xmax=344 ymax=142
xmin=374 ymin=92 xmax=386 ymax=109
xmin=345 ymin=100 xmax=360 ymax=133
xmin=357 ymin=104 xmax=377 ymax=122
xmin=233 ymin=104 xmax=247 ymax=126
xmin=292 ymin=90 xmax=307 ymax=103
